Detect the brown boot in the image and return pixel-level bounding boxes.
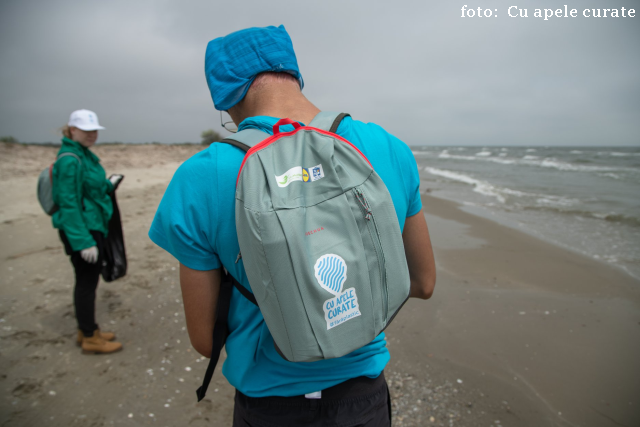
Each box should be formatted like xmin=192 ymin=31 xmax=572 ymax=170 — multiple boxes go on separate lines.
xmin=76 ymin=329 xmax=116 ymax=346
xmin=81 ymin=330 xmax=123 ymax=354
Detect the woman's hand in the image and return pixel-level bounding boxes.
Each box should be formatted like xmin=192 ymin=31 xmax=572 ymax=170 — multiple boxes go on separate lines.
xmin=80 ymin=246 xmax=99 ymax=264
xmin=109 ymin=174 xmax=124 ymax=190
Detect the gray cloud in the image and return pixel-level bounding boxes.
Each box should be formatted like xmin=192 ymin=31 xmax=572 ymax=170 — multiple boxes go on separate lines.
xmin=1 ymin=0 xmax=638 ymax=145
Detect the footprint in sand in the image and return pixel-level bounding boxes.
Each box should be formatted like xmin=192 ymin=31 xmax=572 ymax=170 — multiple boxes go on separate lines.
xmin=12 ymin=378 xmax=43 ymax=398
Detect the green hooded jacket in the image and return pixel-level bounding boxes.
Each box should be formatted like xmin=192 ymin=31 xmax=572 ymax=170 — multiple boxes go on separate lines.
xmin=51 ymin=137 xmax=114 ymax=251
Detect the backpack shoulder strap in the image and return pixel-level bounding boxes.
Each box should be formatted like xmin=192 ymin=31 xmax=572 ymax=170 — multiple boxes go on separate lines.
xmin=218 ymin=128 xmax=268 ymax=152
xmin=196 ymin=271 xmax=233 ymax=402
xmin=308 ymin=112 xmax=350 ymax=133
xmin=196 ymin=270 xmax=256 ymax=402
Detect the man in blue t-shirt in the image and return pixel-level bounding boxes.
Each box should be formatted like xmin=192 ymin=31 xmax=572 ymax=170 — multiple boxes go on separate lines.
xmin=149 ymin=25 xmax=436 ymax=426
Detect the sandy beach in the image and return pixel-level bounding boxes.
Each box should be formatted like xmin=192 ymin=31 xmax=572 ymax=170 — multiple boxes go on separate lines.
xmin=0 ymin=142 xmax=638 ymax=427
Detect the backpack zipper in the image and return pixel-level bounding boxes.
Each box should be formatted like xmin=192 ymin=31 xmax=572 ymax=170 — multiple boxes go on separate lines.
xmin=353 ymin=187 xmax=388 ymax=323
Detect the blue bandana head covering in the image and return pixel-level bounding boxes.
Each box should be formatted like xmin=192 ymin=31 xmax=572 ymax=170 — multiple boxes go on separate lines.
xmin=205 ymin=25 xmax=304 ymax=111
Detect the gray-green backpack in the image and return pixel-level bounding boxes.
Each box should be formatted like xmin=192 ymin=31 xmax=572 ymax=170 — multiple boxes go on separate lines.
xmin=197 ymin=112 xmax=410 ymax=400
xmin=37 ymin=153 xmax=81 ymax=215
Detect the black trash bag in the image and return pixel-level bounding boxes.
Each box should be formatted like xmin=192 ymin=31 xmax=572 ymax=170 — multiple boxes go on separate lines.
xmin=101 ymin=191 xmax=127 ymax=282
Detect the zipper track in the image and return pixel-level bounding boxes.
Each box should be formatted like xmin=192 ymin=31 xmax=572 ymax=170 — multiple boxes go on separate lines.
xmin=353 ymin=187 xmax=388 ymax=323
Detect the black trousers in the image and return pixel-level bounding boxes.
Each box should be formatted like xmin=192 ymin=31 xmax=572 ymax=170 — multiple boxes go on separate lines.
xmin=59 ymin=230 xmax=105 ymax=337
xmin=233 ymin=372 xmax=391 ymax=427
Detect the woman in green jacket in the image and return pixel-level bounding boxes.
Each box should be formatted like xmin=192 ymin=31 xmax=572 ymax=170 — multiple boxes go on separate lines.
xmin=52 ymin=109 xmax=123 ymax=354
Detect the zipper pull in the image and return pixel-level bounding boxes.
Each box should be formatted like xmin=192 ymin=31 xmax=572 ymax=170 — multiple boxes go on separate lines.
xmin=235 ymin=251 xmax=242 ymax=264
xmin=355 ymin=188 xmax=372 ymax=221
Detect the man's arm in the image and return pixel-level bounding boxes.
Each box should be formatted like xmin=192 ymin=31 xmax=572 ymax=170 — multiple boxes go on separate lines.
xmin=179 ymin=264 xmax=221 ymax=358
xmin=403 ymin=209 xmax=436 ymax=299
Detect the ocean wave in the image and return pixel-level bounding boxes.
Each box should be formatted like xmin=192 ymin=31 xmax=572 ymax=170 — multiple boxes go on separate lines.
xmin=475 ymin=151 xmax=492 ymax=157
xmin=424 ymin=167 xmax=584 ymax=208
xmin=599 ymin=172 xmax=621 ymax=180
xmin=522 ymin=206 xmax=640 ymax=228
xmin=438 ymin=151 xmax=517 ymax=165
xmin=424 ymin=167 xmax=512 ymax=203
xmin=535 ymin=196 xmax=579 ymax=207
xmin=422 ymin=167 xmax=579 ymax=207
xmin=594 ymin=213 xmax=640 ymax=227
xmin=436 ymin=150 xmax=636 ymax=173
xmin=598 ymin=151 xmax=640 ymax=157
xmin=537 ymin=158 xmax=621 ymax=172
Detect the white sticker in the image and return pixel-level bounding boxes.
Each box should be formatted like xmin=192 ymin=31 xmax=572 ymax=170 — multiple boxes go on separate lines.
xmin=275 ymin=164 xmax=324 ymax=187
xmin=323 ymin=288 xmax=361 ymax=330
xmin=305 ymin=391 xmax=322 ymax=399
xmin=309 ymin=164 xmax=325 ymax=182
xmin=275 ymin=166 xmax=303 ymax=187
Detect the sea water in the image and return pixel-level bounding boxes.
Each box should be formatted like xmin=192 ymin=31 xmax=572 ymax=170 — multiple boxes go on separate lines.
xmin=413 ymin=146 xmax=640 ymax=280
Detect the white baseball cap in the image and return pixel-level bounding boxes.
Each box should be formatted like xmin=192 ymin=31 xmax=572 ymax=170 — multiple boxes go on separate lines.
xmin=68 ymin=109 xmax=105 ymax=131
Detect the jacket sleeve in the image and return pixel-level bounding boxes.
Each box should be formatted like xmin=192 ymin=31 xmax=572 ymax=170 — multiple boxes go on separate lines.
xmin=54 ymin=156 xmax=96 ymax=251
xmin=105 ymin=179 xmax=114 ymax=193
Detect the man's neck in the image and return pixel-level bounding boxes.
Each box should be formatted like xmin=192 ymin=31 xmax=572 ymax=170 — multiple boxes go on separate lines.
xmin=229 ymin=85 xmax=321 ymax=127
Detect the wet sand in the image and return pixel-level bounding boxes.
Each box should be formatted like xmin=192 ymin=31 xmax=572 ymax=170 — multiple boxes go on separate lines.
xmin=0 ymin=142 xmax=638 ymax=426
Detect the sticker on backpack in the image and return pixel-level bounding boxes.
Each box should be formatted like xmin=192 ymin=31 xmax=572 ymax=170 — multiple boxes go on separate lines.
xmin=314 ymin=254 xmax=361 ymax=330
xmin=275 ymin=164 xmax=325 ymax=187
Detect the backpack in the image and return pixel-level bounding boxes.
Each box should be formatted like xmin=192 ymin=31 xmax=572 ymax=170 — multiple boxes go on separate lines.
xmin=37 ymin=152 xmax=81 ymax=215
xmin=197 ymin=112 xmax=410 ymax=400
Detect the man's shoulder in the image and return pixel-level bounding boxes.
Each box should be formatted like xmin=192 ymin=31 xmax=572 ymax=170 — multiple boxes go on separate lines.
xmin=177 ymin=143 xmax=246 ymax=177
xmin=338 ymin=116 xmax=414 ymax=159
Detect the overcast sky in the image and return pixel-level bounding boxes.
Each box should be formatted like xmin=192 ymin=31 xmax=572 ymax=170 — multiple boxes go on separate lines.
xmin=1 ymin=0 xmax=638 ymax=146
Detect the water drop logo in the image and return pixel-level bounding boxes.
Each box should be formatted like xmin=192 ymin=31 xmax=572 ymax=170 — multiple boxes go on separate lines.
xmin=314 ymin=254 xmax=347 ymax=296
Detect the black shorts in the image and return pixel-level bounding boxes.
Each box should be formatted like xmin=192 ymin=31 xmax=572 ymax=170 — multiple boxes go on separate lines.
xmin=233 ymin=372 xmax=391 ymax=427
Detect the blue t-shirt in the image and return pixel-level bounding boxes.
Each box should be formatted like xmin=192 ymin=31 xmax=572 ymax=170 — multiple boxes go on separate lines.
xmin=149 ymin=115 xmax=422 ymax=397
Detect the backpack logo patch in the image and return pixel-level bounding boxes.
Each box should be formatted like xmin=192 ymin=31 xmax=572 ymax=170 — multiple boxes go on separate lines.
xmin=314 ymin=254 xmax=361 ymax=330
xmin=310 ymin=164 xmax=324 ymax=181
xmin=275 ymin=164 xmax=325 ymax=187
xmin=275 ymin=166 xmax=303 ymax=187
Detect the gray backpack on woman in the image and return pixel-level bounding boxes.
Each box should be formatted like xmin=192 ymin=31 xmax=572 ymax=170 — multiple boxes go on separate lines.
xmin=37 ymin=153 xmax=81 ymax=215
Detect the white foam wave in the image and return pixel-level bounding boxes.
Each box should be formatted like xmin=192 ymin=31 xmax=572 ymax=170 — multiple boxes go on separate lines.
xmin=437 ymin=151 xmax=635 ymax=173
xmin=526 ymin=148 xmax=537 ymax=152
xmin=475 ymin=151 xmax=492 ymax=157
xmin=424 ymin=167 xmax=506 ymax=202
xmin=423 ymin=167 xmax=580 ymax=207
xmin=598 ymin=151 xmax=640 ymax=157
xmin=537 ymin=158 xmax=615 ymax=172
xmin=535 ymin=197 xmax=577 ymax=207
xmin=571 ymin=150 xmax=583 ymax=154
xmin=438 ymin=151 xmax=517 ymax=165
xmin=599 ymin=173 xmax=621 ymax=180
xmin=424 ymin=167 xmax=532 ymax=204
